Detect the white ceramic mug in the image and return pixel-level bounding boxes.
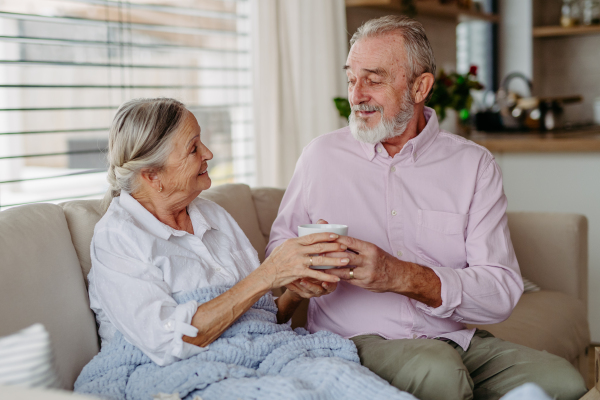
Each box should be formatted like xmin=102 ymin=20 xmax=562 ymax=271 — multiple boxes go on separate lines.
xmin=297 ymin=224 xmax=348 ymax=269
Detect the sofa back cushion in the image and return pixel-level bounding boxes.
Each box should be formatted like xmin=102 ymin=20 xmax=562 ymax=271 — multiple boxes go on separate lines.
xmin=0 ymin=204 xmax=100 ymax=389
xmin=251 ymin=187 xmax=285 ymax=245
xmin=506 ymin=212 xmax=588 ymax=310
xmin=60 ymin=200 xmax=104 ymax=284
xmin=199 ymin=184 xmax=267 ymax=262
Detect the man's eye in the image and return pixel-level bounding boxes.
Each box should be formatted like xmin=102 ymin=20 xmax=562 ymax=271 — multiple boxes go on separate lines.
xmin=191 ymin=146 xmax=197 ymax=154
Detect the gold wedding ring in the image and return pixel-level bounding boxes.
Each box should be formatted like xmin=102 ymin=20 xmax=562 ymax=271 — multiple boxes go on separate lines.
xmin=309 ymin=256 xmax=313 ymax=266
xmin=349 ymin=268 xmax=355 ymax=279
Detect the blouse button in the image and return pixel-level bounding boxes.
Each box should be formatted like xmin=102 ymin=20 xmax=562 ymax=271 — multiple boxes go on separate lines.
xmin=391 ymin=210 xmax=397 ymax=216
xmin=165 ymin=321 xmax=174 ymax=331
xmin=377 ymin=147 xmax=382 ymax=153
xmin=391 ymin=166 xmax=396 ymax=172
xmin=397 ymin=250 xmax=403 ymax=257
xmin=216 ymin=267 xmax=222 ymax=272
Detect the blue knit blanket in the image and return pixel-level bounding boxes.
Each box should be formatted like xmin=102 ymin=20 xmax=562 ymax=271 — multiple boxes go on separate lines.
xmin=75 ymin=286 xmax=414 ymax=400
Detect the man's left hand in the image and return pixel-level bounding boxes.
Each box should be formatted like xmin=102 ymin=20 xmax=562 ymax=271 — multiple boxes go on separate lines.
xmin=326 ymin=236 xmax=442 ymax=307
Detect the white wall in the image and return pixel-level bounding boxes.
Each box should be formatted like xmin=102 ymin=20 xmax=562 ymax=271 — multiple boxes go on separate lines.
xmin=495 ymin=153 xmax=600 ymax=342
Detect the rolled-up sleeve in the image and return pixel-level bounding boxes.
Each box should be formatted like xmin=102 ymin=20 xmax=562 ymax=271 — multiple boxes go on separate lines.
xmin=90 ymin=229 xmax=206 ymax=366
xmin=416 ymin=159 xmax=524 ymax=324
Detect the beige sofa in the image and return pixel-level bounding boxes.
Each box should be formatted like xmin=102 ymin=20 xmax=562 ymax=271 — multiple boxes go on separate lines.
xmin=0 ymin=183 xmax=591 ymax=395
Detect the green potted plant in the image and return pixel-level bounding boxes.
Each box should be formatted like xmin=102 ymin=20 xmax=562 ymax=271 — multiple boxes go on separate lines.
xmin=427 ymin=65 xmax=484 ymax=127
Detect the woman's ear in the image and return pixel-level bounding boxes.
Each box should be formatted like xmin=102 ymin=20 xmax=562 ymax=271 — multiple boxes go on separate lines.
xmin=412 ymin=72 xmax=435 ymax=104
xmin=140 ymin=168 xmax=162 ymax=192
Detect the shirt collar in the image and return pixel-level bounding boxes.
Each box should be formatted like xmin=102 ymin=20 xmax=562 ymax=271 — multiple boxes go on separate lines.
xmin=358 ymin=107 xmax=440 ymax=163
xmin=118 ymin=191 xmax=217 ymax=240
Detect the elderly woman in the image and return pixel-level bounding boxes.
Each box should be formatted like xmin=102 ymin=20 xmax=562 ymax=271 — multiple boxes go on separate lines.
xmin=74 ymin=98 xmax=412 ymax=400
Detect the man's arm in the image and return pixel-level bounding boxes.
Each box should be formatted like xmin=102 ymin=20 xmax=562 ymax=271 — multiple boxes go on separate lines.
xmin=328 ymin=159 xmax=523 ymax=324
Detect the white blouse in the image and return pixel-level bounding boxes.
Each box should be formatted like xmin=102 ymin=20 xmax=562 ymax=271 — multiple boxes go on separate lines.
xmin=88 ymin=191 xmax=260 ymax=366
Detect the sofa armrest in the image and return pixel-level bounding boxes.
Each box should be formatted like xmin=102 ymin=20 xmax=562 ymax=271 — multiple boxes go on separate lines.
xmin=507 ymin=212 xmax=588 ymax=312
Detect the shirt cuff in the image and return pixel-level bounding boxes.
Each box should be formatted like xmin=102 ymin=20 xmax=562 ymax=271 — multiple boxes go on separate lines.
xmin=415 ymin=266 xmax=463 ymax=320
xmin=164 ymin=300 xmax=208 ymax=360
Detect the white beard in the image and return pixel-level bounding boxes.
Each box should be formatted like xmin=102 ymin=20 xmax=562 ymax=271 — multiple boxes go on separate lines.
xmin=349 ymin=91 xmax=415 ymax=144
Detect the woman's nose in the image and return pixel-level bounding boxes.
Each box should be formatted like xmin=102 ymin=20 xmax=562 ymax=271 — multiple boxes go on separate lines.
xmin=203 ymin=146 xmax=213 ymax=161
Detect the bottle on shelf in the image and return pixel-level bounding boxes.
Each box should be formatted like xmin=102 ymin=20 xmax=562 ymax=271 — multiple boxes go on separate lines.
xmin=582 ymin=0 xmax=600 ymax=25
xmin=561 ymin=0 xmax=581 ymax=27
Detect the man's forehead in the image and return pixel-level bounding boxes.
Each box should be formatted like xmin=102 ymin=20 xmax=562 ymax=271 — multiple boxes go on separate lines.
xmin=345 ymin=34 xmax=405 ymax=74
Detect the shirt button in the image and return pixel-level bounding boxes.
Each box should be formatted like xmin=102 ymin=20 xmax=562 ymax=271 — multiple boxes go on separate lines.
xmin=397 ymin=250 xmax=403 ymax=257
xmin=377 ymin=147 xmax=382 ymax=153
xmin=391 ymin=210 xmax=397 ymax=216
xmin=165 ymin=321 xmax=173 ymax=330
xmin=216 ymin=267 xmax=222 ymax=272
xmin=391 ymin=166 xmax=396 ymax=172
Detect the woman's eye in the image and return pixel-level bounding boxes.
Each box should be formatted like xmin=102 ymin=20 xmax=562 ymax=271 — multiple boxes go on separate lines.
xmin=191 ymin=146 xmax=197 ymax=154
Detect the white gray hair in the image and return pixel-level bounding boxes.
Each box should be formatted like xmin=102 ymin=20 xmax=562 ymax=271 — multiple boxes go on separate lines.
xmin=102 ymin=98 xmax=187 ymax=211
xmin=350 ymin=15 xmax=436 ymax=101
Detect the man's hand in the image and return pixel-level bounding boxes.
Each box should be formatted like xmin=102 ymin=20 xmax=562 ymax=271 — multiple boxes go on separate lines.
xmin=325 ymin=235 xmax=443 ymax=308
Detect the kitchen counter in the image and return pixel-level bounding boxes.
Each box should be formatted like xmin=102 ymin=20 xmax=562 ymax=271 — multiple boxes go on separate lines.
xmin=467 ymin=126 xmax=600 ymax=153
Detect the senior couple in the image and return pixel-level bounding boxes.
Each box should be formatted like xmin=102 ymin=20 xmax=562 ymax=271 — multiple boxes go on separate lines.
xmin=75 ymin=16 xmax=586 ymax=400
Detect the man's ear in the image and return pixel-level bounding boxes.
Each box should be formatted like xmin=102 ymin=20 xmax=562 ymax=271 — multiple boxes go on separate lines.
xmin=140 ymin=168 xmax=161 ymax=192
xmin=412 ymin=72 xmax=435 ymax=104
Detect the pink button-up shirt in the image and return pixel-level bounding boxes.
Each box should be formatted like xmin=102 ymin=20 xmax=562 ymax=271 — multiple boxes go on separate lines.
xmin=266 ymin=108 xmax=523 ymax=350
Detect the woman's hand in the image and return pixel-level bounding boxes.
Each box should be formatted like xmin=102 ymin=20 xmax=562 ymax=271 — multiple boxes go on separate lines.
xmin=286 ymin=278 xmax=337 ymax=299
xmin=257 ymin=232 xmax=350 ymax=290
xmin=274 ymin=279 xmax=338 ymax=324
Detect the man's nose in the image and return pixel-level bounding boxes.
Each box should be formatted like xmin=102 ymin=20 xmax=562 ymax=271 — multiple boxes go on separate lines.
xmin=349 ymin=81 xmax=369 ymax=106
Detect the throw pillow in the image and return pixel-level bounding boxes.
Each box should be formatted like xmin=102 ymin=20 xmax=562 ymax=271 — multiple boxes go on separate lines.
xmin=0 ymin=323 xmax=61 ymax=388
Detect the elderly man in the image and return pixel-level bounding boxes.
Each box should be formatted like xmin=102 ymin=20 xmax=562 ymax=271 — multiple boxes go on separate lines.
xmin=267 ymin=15 xmax=586 ymax=400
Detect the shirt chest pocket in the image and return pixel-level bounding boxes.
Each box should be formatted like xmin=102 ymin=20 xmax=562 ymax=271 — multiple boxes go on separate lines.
xmin=416 ymin=209 xmax=468 ymax=269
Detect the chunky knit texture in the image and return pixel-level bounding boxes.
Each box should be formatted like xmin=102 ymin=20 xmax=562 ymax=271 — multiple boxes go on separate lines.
xmin=75 ymin=286 xmax=414 ymax=400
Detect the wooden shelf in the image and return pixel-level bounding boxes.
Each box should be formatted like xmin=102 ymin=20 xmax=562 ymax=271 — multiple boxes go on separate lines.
xmin=345 ymin=0 xmax=499 ymax=23
xmin=533 ymin=24 xmax=600 ymax=38
xmin=468 ymin=126 xmax=600 ymax=153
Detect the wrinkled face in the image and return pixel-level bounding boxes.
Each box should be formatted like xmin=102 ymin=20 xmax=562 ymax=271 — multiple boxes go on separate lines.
xmin=161 ymin=111 xmax=213 ymax=197
xmin=346 ymin=34 xmax=415 ymax=143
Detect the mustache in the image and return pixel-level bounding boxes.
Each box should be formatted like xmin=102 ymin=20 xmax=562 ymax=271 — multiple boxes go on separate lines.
xmin=352 ymin=104 xmax=383 ymax=113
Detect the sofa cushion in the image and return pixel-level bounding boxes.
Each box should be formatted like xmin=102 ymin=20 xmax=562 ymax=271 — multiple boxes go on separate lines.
xmin=466 ymin=290 xmax=590 ymax=363
xmin=251 ymin=187 xmax=285 ymax=245
xmin=507 ymin=212 xmax=587 ymax=309
xmin=60 ymin=200 xmax=104 ymax=283
xmin=200 ymin=183 xmax=267 ymax=262
xmin=0 ymin=204 xmax=100 ymax=389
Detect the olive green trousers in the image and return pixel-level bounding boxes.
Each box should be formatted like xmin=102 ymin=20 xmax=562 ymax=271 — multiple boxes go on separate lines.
xmin=351 ymin=330 xmax=587 ymax=400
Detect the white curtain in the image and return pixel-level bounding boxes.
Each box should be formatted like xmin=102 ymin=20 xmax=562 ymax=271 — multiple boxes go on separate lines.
xmin=251 ymin=0 xmax=348 ymax=188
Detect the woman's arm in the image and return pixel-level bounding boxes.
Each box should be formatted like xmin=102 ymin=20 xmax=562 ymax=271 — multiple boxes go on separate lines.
xmin=182 ymin=271 xmax=271 ymax=347
xmin=183 ymin=232 xmax=348 ymax=347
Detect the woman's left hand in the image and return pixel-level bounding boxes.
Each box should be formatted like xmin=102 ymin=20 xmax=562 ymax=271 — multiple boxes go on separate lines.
xmin=285 ymin=278 xmax=337 ymax=299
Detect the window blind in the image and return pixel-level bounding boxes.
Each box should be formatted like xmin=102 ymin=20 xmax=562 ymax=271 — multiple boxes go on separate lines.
xmin=0 ymin=0 xmax=253 ymax=211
